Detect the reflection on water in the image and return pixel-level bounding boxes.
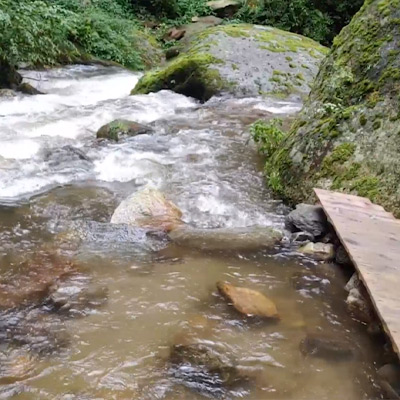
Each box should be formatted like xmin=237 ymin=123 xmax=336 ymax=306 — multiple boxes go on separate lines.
xmin=0 ymin=65 xmax=385 ymax=399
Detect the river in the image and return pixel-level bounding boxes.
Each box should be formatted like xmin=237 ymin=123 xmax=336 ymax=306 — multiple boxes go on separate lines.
xmin=0 ymin=65 xmax=385 ymax=399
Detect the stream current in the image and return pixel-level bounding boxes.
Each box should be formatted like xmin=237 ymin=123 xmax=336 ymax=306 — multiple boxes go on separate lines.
xmin=0 ymin=65 xmax=386 ymax=399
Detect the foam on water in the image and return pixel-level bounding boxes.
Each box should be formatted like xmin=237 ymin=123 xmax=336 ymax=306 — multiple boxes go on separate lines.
xmin=0 ymin=64 xmax=302 ymax=227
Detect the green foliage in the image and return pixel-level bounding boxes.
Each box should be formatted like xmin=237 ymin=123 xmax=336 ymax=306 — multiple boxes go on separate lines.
xmin=131 ymin=0 xmax=210 ymax=23
xmin=0 ymin=0 xmax=144 ymax=69
xmin=235 ymin=0 xmax=364 ymax=44
xmin=251 ymin=119 xmax=286 ymax=158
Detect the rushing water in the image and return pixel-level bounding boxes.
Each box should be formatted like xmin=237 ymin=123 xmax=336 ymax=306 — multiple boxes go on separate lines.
xmin=0 ymin=65 xmax=386 ymax=399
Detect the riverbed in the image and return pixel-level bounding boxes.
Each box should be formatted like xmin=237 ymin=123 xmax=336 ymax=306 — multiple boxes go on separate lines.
xmin=0 ymin=65 xmax=385 ymax=399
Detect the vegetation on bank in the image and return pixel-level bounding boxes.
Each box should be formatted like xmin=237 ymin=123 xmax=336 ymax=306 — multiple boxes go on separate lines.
xmin=0 ymin=0 xmax=152 ymax=69
xmin=0 ymin=0 xmax=364 ymax=73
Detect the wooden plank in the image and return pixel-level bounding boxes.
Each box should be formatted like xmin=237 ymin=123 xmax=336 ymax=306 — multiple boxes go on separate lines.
xmin=314 ymin=188 xmax=400 ymax=357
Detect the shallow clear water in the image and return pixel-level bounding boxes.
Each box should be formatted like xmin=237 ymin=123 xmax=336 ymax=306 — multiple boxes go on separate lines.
xmin=0 ymin=65 xmax=385 ymax=399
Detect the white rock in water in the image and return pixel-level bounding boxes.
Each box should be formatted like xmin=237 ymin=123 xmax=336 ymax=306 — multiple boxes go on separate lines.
xmin=111 ymin=187 xmax=183 ymax=232
xmin=299 ymin=242 xmax=335 ymax=261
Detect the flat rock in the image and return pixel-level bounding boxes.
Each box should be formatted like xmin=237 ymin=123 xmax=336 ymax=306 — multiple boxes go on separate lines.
xmin=300 ymin=333 xmax=355 ymax=361
xmin=217 ymin=281 xmax=279 ymax=319
xmin=111 ymin=187 xmax=183 ymax=232
xmin=169 ymin=225 xmax=282 ymax=252
xmin=299 ymin=242 xmax=335 ymax=261
xmin=286 ymin=203 xmax=328 ymax=237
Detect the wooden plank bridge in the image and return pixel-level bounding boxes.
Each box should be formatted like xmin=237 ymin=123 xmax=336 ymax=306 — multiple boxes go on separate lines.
xmin=315 ymin=189 xmax=400 ymax=357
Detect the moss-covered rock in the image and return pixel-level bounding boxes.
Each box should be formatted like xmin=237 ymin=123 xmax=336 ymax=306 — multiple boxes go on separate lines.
xmin=132 ymin=24 xmax=327 ymax=101
xmin=265 ymin=0 xmax=400 ymax=216
xmin=96 ymin=119 xmax=153 ymax=141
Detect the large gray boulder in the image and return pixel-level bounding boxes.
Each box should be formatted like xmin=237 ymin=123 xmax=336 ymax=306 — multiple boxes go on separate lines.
xmin=265 ymin=0 xmax=400 ymax=217
xmin=132 ymin=24 xmax=328 ymax=101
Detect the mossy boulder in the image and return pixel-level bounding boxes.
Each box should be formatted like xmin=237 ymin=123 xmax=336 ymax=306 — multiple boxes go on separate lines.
xmin=132 ymin=24 xmax=328 ymax=102
xmin=96 ymin=119 xmax=153 ymax=141
xmin=265 ymin=0 xmax=400 ymax=216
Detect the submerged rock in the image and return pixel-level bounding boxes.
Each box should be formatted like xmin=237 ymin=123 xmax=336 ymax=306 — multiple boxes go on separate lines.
xmin=132 ymin=24 xmax=327 ymax=101
xmin=47 ymin=274 xmax=108 ymax=317
xmin=264 ymin=0 xmax=400 ymax=217
xmin=299 ymin=242 xmax=335 ymax=261
xmin=169 ymin=225 xmax=282 ymax=252
xmin=377 ymin=364 xmax=400 ymax=399
xmin=0 ymin=309 xmax=70 ymax=355
xmin=111 ymin=187 xmax=183 ymax=232
xmin=96 ymin=119 xmax=153 ymax=141
xmin=0 ymin=348 xmax=37 ymax=384
xmin=217 ymin=281 xmax=279 ymax=319
xmin=300 ymin=333 xmax=355 ymax=361
xmin=169 ymin=342 xmax=246 ymax=397
xmin=286 ymin=204 xmax=328 ymax=238
xmin=0 ymin=253 xmax=76 ymax=310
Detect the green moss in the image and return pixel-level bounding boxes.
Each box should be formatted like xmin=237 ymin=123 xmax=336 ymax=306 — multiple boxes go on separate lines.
xmin=321 ymin=143 xmax=356 ymax=176
xmin=285 ymin=56 xmax=293 ymax=62
xmin=372 ymin=119 xmax=382 ymax=129
xmin=359 ymin=114 xmax=368 ymax=126
xmin=131 ymin=53 xmax=226 ymax=101
xmin=351 ymin=176 xmax=380 ymax=199
xmin=289 ymin=63 xmax=296 ymax=68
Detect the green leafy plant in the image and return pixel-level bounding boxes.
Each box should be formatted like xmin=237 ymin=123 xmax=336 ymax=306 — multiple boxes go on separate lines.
xmin=250 ymin=118 xmax=286 ymax=158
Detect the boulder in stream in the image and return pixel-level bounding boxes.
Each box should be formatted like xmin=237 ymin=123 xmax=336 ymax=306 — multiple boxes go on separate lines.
xmin=96 ymin=119 xmax=153 ymax=141
xmin=217 ymin=281 xmax=279 ymax=319
xmin=132 ymin=24 xmax=327 ymax=101
xmin=111 ymin=187 xmax=183 ymax=232
xmin=300 ymin=333 xmax=355 ymax=361
xmin=169 ymin=225 xmax=282 ymax=252
xmin=286 ymin=203 xmax=328 ymax=238
xmin=299 ymin=242 xmax=335 ymax=261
